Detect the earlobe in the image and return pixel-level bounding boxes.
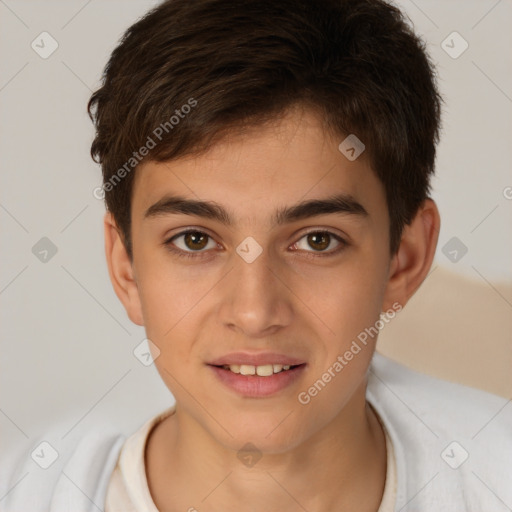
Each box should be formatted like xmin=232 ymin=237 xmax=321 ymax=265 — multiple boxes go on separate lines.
xmin=382 ymin=199 xmax=440 ymax=311
xmin=104 ymin=212 xmax=144 ymax=326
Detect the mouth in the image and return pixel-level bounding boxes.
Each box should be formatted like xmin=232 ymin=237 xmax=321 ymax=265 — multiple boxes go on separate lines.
xmin=215 ymin=363 xmax=303 ymax=376
xmin=207 ymin=362 xmax=307 ymax=397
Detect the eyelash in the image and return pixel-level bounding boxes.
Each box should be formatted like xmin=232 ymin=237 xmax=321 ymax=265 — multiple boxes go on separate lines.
xmin=163 ymin=228 xmax=349 ymax=260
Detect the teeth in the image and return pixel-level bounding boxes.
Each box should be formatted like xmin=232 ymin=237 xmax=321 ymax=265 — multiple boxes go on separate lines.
xmin=256 ymin=364 xmax=273 ymax=376
xmin=222 ymin=363 xmax=296 ymax=376
xmin=240 ymin=364 xmax=255 ymax=376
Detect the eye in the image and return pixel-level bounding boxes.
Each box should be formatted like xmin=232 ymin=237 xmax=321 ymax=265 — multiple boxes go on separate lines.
xmin=164 ymin=228 xmax=348 ymax=261
xmin=290 ymin=230 xmax=347 ymax=257
xmin=164 ymin=229 xmax=218 ymax=258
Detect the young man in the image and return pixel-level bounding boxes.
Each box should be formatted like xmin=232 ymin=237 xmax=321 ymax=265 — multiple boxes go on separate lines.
xmin=2 ymin=0 xmax=510 ymax=511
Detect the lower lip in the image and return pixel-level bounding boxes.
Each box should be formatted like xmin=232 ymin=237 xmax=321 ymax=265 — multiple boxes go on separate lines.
xmin=208 ymin=364 xmax=307 ymax=398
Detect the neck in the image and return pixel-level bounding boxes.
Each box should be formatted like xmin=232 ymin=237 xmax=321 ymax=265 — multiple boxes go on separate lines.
xmin=146 ymin=381 xmax=387 ymax=512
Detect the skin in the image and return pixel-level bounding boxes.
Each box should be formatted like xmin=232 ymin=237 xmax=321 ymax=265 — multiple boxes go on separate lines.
xmin=105 ymin=105 xmax=440 ymax=512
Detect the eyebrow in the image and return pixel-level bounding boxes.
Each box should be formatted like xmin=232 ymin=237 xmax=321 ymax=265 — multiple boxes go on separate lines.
xmin=144 ymin=193 xmax=368 ymax=227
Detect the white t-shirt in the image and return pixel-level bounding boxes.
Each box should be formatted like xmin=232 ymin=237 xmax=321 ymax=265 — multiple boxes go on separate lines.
xmin=103 ymin=404 xmax=397 ymax=511
xmin=1 ymin=352 xmax=511 ymax=511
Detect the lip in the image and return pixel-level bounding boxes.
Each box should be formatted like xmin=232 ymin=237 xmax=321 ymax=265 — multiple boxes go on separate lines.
xmin=208 ymin=363 xmax=307 ymax=398
xmin=208 ymin=351 xmax=306 ymax=367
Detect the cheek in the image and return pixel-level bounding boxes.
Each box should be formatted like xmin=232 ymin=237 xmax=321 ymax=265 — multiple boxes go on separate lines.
xmin=138 ymin=272 xmax=199 ymax=390
xmin=294 ymin=248 xmax=387 ymax=344
xmin=294 ymin=254 xmax=387 ymax=419
xmin=337 ymin=267 xmax=386 ymax=337
xmin=136 ymin=246 xmax=201 ymax=330
xmin=134 ymin=251 xmax=222 ymax=374
xmin=135 ymin=263 xmax=190 ymax=352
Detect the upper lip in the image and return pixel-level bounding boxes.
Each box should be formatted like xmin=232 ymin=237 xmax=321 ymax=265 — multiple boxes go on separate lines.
xmin=208 ymin=352 xmax=306 ymax=367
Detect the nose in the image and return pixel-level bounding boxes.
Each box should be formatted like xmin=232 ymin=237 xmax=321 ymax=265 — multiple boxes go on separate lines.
xmin=218 ymin=248 xmax=294 ymax=338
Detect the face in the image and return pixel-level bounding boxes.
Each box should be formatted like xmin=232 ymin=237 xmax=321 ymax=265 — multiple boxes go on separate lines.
xmin=126 ymin=106 xmax=396 ymax=454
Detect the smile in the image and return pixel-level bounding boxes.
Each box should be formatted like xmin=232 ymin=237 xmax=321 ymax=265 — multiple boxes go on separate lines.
xmin=221 ymin=363 xmax=296 ymax=376
xmin=209 ymin=363 xmax=307 ymax=397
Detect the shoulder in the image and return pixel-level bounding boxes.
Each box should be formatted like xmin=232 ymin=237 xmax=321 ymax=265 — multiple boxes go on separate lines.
xmin=368 ymin=351 xmax=511 ymax=435
xmin=367 ymin=351 xmax=512 ymax=511
xmin=0 ymin=416 xmax=125 ymax=512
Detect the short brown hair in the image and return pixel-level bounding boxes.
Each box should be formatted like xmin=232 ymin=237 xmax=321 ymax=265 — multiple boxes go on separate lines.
xmin=88 ymin=0 xmax=442 ymax=258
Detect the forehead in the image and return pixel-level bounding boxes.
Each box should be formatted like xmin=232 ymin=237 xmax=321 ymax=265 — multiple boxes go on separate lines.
xmin=132 ymin=107 xmax=386 ymax=225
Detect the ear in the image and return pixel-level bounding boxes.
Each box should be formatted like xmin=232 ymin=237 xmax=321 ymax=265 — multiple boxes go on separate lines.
xmin=104 ymin=212 xmax=144 ymax=326
xmin=382 ymin=198 xmax=440 ymax=311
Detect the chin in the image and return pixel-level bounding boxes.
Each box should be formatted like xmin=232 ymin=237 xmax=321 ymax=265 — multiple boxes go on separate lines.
xmin=212 ymin=412 xmax=312 ymax=456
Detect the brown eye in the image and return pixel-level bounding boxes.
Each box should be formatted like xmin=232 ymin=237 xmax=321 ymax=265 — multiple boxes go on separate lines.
xmin=183 ymin=231 xmax=209 ymax=250
xmin=166 ymin=230 xmax=217 ymax=256
xmin=307 ymin=232 xmax=330 ymax=251
xmin=291 ymin=230 xmax=347 ymax=257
